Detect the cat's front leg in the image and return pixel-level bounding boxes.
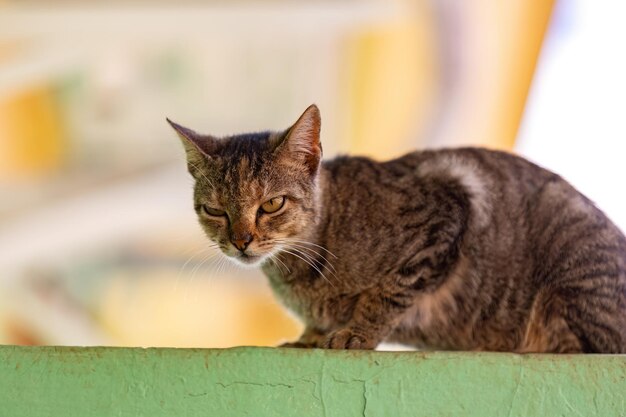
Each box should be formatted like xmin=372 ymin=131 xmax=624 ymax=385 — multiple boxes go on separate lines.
xmin=323 ymin=289 xmax=410 ymax=350
xmin=279 ymin=326 xmax=326 ymax=348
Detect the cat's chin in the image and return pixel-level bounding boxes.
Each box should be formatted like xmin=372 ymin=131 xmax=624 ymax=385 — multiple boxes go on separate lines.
xmin=230 ymin=253 xmax=266 ymax=268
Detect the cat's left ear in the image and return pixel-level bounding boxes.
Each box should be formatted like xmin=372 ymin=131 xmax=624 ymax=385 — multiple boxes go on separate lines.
xmin=167 ymin=118 xmax=220 ymax=174
xmin=272 ymin=104 xmax=322 ymax=176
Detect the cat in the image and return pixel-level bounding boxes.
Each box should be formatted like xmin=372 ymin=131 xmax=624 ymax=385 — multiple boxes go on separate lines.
xmin=168 ymin=104 xmax=626 ymax=353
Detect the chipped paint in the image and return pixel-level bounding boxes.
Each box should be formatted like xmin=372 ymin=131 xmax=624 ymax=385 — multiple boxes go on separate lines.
xmin=0 ymin=346 xmax=624 ymax=416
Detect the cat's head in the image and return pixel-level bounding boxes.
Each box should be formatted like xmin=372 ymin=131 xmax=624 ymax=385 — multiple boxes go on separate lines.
xmin=168 ymin=105 xmax=323 ymax=267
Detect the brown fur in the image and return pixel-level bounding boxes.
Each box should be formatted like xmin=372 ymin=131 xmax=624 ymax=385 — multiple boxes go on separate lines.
xmin=169 ymin=105 xmax=626 ymax=353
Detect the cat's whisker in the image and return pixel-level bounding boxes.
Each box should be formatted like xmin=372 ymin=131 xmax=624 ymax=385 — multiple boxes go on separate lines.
xmin=278 ymin=242 xmax=337 ymax=274
xmin=285 ymin=245 xmax=337 ymax=278
xmin=192 ymin=253 xmax=226 ymax=304
xmin=185 ymin=251 xmax=220 ymax=302
xmin=267 ymin=254 xmax=282 ymax=274
xmin=212 ymin=255 xmax=225 ymax=280
xmin=275 ymin=239 xmax=338 ymax=275
xmin=175 ymin=245 xmax=215 ymax=292
xmin=190 ymin=251 xmax=218 ymax=279
xmin=279 ymin=238 xmax=338 ymax=259
xmin=292 ymin=247 xmax=338 ymax=282
xmin=280 ymin=248 xmax=335 ymax=288
xmin=275 ymin=253 xmax=291 ymax=274
xmin=217 ymin=254 xmax=230 ymax=276
xmin=269 ymin=254 xmax=288 ymax=277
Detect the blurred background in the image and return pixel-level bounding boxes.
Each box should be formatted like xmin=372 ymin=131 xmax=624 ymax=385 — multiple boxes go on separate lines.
xmin=1 ymin=0 xmax=624 ymax=347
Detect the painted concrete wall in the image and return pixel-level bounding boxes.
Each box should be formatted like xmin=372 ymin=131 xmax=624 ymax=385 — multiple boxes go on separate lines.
xmin=1 ymin=346 xmax=624 ymax=416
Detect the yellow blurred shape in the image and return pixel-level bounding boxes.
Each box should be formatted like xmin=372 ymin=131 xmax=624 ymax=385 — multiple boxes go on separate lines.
xmin=466 ymin=0 xmax=555 ymax=149
xmin=342 ymin=0 xmax=554 ymax=153
xmin=498 ymin=0 xmax=555 ymax=149
xmin=0 ymin=85 xmax=66 ymax=179
xmin=342 ymin=8 xmax=436 ymax=159
xmin=98 ymin=269 xmax=302 ymax=348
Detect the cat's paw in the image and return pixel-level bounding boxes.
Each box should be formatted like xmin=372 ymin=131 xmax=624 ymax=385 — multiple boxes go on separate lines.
xmin=323 ymin=328 xmax=375 ymax=350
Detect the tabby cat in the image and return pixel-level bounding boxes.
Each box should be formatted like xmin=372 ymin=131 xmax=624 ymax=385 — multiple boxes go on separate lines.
xmin=168 ymin=105 xmax=626 ymax=353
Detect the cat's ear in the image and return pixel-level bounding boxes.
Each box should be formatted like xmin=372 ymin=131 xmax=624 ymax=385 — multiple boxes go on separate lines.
xmin=273 ymin=104 xmax=322 ymax=176
xmin=167 ymin=118 xmax=219 ymax=174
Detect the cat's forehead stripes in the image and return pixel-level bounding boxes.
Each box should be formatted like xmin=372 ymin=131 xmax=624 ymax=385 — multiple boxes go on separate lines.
xmin=216 ymin=132 xmax=272 ymax=183
xmin=214 ymin=135 xmax=309 ymax=200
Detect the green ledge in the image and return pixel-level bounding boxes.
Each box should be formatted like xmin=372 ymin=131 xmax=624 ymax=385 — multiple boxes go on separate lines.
xmin=0 ymin=346 xmax=624 ymax=417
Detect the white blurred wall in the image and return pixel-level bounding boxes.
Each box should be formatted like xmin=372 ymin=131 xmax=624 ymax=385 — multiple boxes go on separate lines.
xmin=517 ymin=0 xmax=626 ymax=232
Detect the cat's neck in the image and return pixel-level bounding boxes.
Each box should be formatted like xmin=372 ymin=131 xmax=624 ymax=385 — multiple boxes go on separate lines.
xmin=297 ymin=167 xmax=331 ymax=243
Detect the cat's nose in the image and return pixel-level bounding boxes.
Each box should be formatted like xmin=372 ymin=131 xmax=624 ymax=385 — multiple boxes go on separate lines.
xmin=231 ymin=234 xmax=253 ymax=251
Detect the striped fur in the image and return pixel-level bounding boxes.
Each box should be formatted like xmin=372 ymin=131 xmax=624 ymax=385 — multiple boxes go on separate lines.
xmin=171 ymin=106 xmax=626 ymax=353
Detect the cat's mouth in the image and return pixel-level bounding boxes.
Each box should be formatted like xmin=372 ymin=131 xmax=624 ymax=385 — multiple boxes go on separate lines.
xmin=238 ymin=252 xmax=260 ymax=263
xmin=228 ymin=251 xmax=266 ymax=266
xmin=219 ymin=243 xmax=270 ymax=266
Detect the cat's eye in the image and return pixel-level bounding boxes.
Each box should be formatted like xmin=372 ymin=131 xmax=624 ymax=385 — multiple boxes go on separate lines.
xmin=260 ymin=196 xmax=285 ymax=214
xmin=202 ymin=205 xmax=226 ymax=217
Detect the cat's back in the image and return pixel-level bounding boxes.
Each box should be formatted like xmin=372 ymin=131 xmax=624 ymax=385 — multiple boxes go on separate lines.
xmin=384 ymin=147 xmax=626 ymax=254
xmin=326 ymin=147 xmax=554 ymax=186
xmin=323 ymin=147 xmax=557 ymax=215
xmin=387 ymin=146 xmax=556 ymax=193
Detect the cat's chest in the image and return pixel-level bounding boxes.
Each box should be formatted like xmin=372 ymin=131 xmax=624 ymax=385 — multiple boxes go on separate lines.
xmin=261 ymin=261 xmax=349 ymax=329
xmin=262 ymin=261 xmax=312 ymax=313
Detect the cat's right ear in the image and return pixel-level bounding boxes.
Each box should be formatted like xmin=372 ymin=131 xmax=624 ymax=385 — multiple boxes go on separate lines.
xmin=272 ymin=104 xmax=322 ymax=177
xmin=167 ymin=118 xmax=219 ymax=175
